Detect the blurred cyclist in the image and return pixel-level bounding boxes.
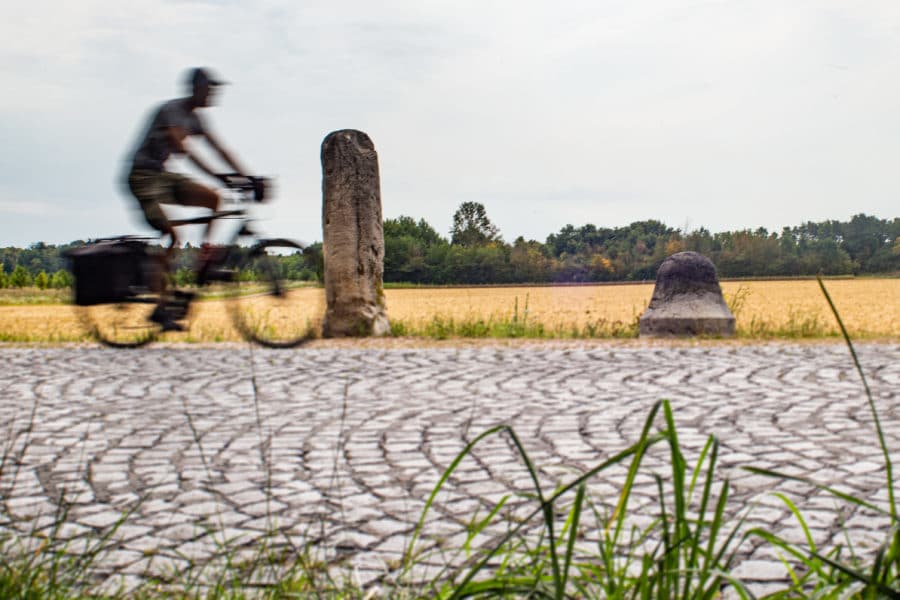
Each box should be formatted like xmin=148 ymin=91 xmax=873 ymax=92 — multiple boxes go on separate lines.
xmin=125 ymin=67 xmax=250 ymax=330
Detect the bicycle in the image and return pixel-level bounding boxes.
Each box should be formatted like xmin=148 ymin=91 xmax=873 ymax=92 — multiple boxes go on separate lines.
xmin=66 ymin=176 xmax=323 ymax=348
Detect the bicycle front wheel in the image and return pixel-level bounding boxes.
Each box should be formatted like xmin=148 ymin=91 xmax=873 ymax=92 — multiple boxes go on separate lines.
xmin=228 ymin=240 xmax=323 ymax=348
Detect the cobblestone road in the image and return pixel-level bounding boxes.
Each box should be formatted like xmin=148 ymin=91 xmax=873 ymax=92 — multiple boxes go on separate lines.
xmin=1 ymin=343 xmax=898 ymax=594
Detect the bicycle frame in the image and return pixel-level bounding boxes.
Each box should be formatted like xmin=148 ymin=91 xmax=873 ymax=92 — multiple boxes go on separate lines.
xmin=70 ymin=177 xmax=317 ymax=347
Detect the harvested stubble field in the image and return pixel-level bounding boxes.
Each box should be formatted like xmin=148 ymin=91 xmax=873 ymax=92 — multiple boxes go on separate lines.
xmin=0 ymin=278 xmax=897 ymax=342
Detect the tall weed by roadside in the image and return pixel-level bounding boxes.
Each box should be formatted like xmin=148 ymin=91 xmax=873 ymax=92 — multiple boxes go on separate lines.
xmin=726 ymin=284 xmax=751 ymax=318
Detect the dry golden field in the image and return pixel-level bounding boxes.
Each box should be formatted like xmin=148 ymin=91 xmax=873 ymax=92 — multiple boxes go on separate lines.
xmin=0 ymin=279 xmax=897 ymax=342
xmin=384 ymin=279 xmax=899 ymax=339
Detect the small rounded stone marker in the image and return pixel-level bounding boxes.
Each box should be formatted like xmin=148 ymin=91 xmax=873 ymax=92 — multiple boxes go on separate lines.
xmin=639 ymin=251 xmax=735 ymax=337
xmin=321 ymin=129 xmax=390 ymax=338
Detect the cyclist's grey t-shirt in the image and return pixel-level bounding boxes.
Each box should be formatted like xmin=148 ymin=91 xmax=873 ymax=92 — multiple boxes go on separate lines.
xmin=130 ymin=98 xmax=206 ymax=172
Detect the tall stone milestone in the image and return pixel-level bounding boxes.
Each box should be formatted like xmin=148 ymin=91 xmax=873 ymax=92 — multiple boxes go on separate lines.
xmin=639 ymin=251 xmax=735 ymax=337
xmin=321 ymin=129 xmax=390 ymax=337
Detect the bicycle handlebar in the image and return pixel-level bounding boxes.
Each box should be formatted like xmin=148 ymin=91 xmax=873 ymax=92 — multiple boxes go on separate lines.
xmin=219 ymin=174 xmax=269 ymax=203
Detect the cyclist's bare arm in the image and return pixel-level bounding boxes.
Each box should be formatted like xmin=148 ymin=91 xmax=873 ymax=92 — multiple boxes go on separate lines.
xmin=160 ymin=125 xmax=220 ymax=244
xmin=164 ymin=126 xmax=227 ymax=182
xmin=204 ymin=129 xmax=248 ymax=176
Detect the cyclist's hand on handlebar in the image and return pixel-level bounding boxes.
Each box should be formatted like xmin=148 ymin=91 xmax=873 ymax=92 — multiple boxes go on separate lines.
xmin=216 ymin=173 xmax=247 ymax=187
xmin=251 ymin=176 xmax=269 ymax=203
xmin=217 ymin=173 xmax=271 ymax=203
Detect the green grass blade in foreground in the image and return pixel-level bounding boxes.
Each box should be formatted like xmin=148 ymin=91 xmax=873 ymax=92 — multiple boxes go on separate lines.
xmin=688 ymin=436 xmax=722 ymax=596
xmin=464 ymin=496 xmax=510 ymax=559
xmin=402 ymin=423 xmax=507 ymax=574
xmin=661 ymin=401 xmax=691 ymax=597
xmin=606 ymin=401 xmax=666 ymax=543
xmin=817 ymin=276 xmax=896 ymax=521
xmin=502 ymin=426 xmax=564 ymax=594
xmin=654 ymin=401 xmax=742 ymax=600
xmin=706 ymin=476 xmax=747 ymax=577
xmin=0 ymin=496 xmax=142 ymax=600
xmin=740 ymin=466 xmax=885 ymax=516
xmin=654 ymin=473 xmax=674 ymax=597
xmin=773 ymin=492 xmax=826 ymax=579
xmin=752 ymin=528 xmax=900 ymax=599
xmin=442 ymin=401 xmax=666 ymax=599
xmin=703 ymin=570 xmax=756 ymax=600
xmin=558 ymin=483 xmax=585 ymax=599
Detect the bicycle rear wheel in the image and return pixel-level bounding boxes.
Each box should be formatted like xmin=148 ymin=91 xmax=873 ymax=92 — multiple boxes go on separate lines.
xmin=78 ymin=298 xmax=160 ymax=348
xmin=228 ymin=240 xmax=323 ymax=348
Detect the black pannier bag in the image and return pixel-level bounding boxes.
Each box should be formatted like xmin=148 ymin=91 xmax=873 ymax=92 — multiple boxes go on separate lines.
xmin=66 ymin=239 xmax=153 ymax=306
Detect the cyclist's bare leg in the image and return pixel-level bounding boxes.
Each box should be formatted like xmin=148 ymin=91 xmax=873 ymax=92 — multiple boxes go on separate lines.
xmin=151 ymin=227 xmax=178 ymax=315
xmin=174 ymin=180 xmax=224 ymax=277
xmin=174 ymin=180 xmax=220 ymax=243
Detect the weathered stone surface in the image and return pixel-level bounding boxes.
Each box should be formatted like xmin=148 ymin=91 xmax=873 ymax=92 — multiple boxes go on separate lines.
xmin=639 ymin=251 xmax=735 ymax=337
xmin=320 ymin=129 xmax=390 ymax=337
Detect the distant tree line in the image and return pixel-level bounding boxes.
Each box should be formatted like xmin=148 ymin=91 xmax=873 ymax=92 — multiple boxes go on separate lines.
xmin=0 ymin=241 xmax=76 ymax=289
xmin=0 ymin=241 xmax=322 ymax=289
xmin=383 ymin=207 xmax=898 ymax=284
xmin=1 ymin=209 xmax=897 ymax=288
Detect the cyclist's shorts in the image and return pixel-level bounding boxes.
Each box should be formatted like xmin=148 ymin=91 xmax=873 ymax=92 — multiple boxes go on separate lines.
xmin=127 ymin=169 xmax=199 ymax=232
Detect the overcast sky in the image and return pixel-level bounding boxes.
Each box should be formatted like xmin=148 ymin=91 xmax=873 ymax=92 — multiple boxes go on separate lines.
xmin=2 ymin=0 xmax=899 ymax=248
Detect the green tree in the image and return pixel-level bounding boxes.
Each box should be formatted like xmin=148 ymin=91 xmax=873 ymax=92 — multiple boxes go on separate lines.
xmin=384 ymin=216 xmax=450 ymax=283
xmin=279 ymin=252 xmax=317 ymax=281
xmin=0 ymin=263 xmax=6 ymax=288
xmin=384 ymin=216 xmax=446 ymax=246
xmin=450 ymin=202 xmax=502 ymax=247
xmin=444 ymin=244 xmax=511 ymax=284
xmin=304 ymin=243 xmax=324 ymax=282
xmin=510 ymin=237 xmax=552 ymax=282
xmin=50 ymin=269 xmax=73 ymax=289
xmin=9 ymin=265 xmax=31 ymax=288
xmin=384 ymin=235 xmax=428 ymax=282
xmin=34 ymin=270 xmax=49 ymax=290
xmin=840 ymin=213 xmax=887 ymax=270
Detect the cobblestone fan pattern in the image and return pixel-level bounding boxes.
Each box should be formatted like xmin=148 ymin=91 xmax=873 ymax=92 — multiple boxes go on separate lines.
xmin=0 ymin=344 xmax=898 ymax=594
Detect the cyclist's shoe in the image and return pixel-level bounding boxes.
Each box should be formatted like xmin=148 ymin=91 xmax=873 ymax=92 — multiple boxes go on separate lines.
xmin=166 ymin=303 xmax=188 ymax=322
xmin=149 ymin=306 xmax=186 ymax=332
xmin=165 ymin=291 xmax=194 ymax=320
